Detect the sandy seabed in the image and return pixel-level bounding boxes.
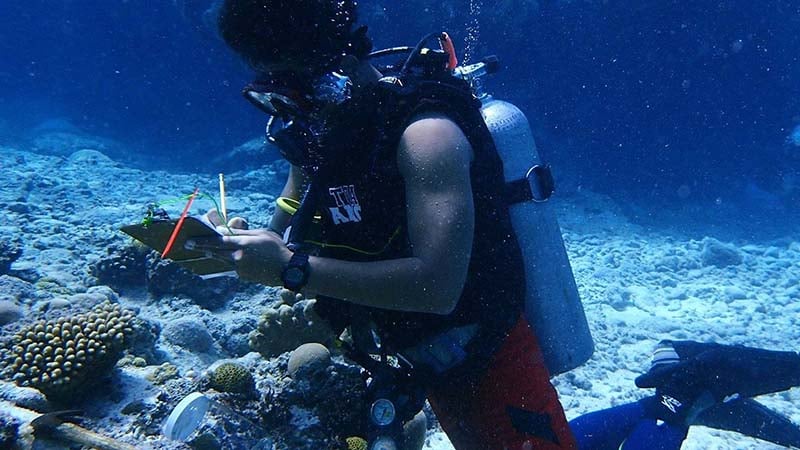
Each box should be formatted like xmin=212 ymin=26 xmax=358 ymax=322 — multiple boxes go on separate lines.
xmin=1 ymin=144 xmax=798 ymax=450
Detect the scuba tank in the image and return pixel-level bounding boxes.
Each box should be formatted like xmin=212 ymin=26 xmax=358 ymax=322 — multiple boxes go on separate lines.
xmin=455 ymin=57 xmax=594 ymax=375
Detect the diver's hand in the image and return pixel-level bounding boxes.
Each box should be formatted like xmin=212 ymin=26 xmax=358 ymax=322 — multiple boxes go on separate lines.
xmin=191 ymin=228 xmax=291 ymax=286
xmin=225 ymin=229 xmax=291 ymax=285
xmin=203 ymin=209 xmax=249 ymax=232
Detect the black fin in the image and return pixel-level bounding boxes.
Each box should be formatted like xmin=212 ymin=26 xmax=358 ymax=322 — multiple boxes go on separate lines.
xmin=31 ymin=409 xmax=84 ymax=431
xmin=693 ymin=399 xmax=800 ymax=448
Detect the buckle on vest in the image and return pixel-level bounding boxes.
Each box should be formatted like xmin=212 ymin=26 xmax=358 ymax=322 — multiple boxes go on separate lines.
xmin=505 ymin=164 xmax=555 ymax=205
xmin=400 ymin=324 xmax=478 ymax=375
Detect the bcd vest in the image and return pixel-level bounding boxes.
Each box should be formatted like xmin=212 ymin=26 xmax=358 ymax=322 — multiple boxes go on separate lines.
xmin=308 ymin=75 xmax=526 ymax=359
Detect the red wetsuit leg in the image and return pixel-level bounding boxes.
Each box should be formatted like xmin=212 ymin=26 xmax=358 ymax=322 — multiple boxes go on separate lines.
xmin=427 ymin=316 xmax=577 ymax=450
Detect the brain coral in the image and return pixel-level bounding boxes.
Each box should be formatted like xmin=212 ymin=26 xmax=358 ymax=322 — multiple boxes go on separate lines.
xmin=209 ymin=362 xmax=255 ymax=394
xmin=346 ymin=436 xmax=367 ymax=450
xmin=0 ymin=301 xmax=135 ymax=402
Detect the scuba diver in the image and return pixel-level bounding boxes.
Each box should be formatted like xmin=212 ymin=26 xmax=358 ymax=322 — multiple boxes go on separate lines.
xmin=190 ymin=0 xmax=800 ymax=448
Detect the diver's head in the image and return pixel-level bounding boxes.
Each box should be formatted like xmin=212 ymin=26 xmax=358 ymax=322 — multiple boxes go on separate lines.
xmin=217 ymin=0 xmax=371 ymax=77
xmin=218 ymin=0 xmax=374 ymax=170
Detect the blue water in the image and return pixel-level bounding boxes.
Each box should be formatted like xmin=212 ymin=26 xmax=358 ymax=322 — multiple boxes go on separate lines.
xmin=1 ymin=0 xmax=798 ymax=217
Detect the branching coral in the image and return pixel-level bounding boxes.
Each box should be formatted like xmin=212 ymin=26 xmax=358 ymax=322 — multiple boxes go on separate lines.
xmin=249 ymin=300 xmax=333 ymax=359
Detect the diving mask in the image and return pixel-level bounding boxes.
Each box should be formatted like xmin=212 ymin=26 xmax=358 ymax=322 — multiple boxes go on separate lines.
xmin=242 ymin=70 xmax=353 ymax=170
xmin=244 ymin=90 xmax=303 ymax=118
xmin=243 ymin=70 xmax=352 ymax=119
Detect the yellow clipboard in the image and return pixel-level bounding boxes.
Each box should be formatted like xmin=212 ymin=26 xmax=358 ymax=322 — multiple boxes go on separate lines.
xmin=121 ymin=216 xmax=237 ymax=278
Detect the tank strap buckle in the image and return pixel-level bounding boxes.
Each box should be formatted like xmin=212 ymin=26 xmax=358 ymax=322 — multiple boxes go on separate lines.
xmin=505 ymin=164 xmax=555 ymax=204
xmin=400 ymin=324 xmax=479 ymax=375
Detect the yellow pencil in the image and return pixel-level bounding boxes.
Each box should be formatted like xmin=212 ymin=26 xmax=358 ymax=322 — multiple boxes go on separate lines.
xmin=219 ymin=173 xmax=228 ymax=224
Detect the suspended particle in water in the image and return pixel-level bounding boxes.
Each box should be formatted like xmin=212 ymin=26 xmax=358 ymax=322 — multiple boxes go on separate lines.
xmin=731 ymin=39 xmax=744 ymax=53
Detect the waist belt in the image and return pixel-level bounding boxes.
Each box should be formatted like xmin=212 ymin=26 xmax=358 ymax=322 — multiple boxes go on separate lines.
xmin=400 ymin=324 xmax=479 ymax=375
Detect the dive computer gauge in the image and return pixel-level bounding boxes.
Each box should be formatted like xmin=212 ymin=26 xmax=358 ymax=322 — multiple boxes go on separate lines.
xmin=370 ymin=398 xmax=396 ymax=426
xmin=370 ymin=436 xmax=398 ymax=450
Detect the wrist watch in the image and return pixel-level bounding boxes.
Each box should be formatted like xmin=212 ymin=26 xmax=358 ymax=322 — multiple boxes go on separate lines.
xmin=281 ymin=252 xmax=310 ymax=292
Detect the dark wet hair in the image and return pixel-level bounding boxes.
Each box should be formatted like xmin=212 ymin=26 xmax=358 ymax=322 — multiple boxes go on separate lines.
xmin=218 ymin=0 xmax=371 ymax=73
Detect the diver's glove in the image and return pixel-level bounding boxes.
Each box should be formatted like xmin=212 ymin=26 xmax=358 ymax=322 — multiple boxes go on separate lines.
xmin=636 ymin=340 xmax=800 ymax=426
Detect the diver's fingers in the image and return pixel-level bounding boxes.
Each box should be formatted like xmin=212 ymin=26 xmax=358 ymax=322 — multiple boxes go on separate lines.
xmin=227 ymin=217 xmax=249 ymax=230
xmin=205 ymin=209 xmax=223 ymax=227
xmin=186 ymin=236 xmax=239 ymax=251
xmin=214 ymin=217 xmax=249 ymax=234
xmin=205 ymin=249 xmax=243 ymax=263
xmin=219 ymin=228 xmax=277 ymax=237
xmin=187 ymin=232 xmax=271 ymax=251
xmin=215 ymin=226 xmax=260 ymax=236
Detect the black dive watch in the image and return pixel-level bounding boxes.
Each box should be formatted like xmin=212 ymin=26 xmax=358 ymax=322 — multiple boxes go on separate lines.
xmin=281 ymin=252 xmax=310 ymax=292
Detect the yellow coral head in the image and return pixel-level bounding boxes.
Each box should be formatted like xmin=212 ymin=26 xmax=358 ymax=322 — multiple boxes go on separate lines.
xmin=345 ymin=436 xmax=367 ymax=450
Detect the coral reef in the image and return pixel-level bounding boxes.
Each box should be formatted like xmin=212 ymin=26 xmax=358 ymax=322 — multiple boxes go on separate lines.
xmin=287 ymin=343 xmax=331 ymax=377
xmin=346 ymin=436 xmax=367 ymax=450
xmin=402 ymin=410 xmax=427 ymax=450
xmin=66 ymin=149 xmax=119 ymax=168
xmin=0 ymin=275 xmax=35 ymax=303
xmin=145 ymin=254 xmax=238 ymax=310
xmin=130 ymin=376 xmax=201 ymax=439
xmin=209 ymin=362 xmax=255 ymax=394
xmin=162 ymin=318 xmax=214 ymax=353
xmin=0 ymin=410 xmax=19 ymax=450
xmin=273 ymin=356 xmax=367 ymax=448
xmin=159 ymin=352 xmax=370 ymax=450
xmin=0 ymin=380 xmax=49 ymax=411
xmin=249 ymin=300 xmax=334 ymax=359
xmin=30 ymin=131 xmax=116 ymax=158
xmin=0 ymin=301 xmax=136 ymax=402
xmin=146 ymin=363 xmax=180 ymax=385
xmin=188 ymin=432 xmax=222 ymax=450
xmin=125 ymin=315 xmax=161 ymax=364
xmin=90 ymin=243 xmax=149 ymax=290
xmin=221 ymin=316 xmax=258 ymax=357
xmin=0 ymin=229 xmax=22 ymax=275
xmin=0 ymin=301 xmax=22 ymax=327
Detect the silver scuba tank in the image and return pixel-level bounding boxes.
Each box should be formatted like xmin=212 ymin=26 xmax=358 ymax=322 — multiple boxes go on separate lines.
xmin=456 ymin=59 xmax=594 ymax=375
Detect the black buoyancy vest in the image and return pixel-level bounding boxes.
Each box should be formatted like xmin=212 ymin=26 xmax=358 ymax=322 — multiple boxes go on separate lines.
xmin=311 ymin=75 xmax=526 ymax=354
